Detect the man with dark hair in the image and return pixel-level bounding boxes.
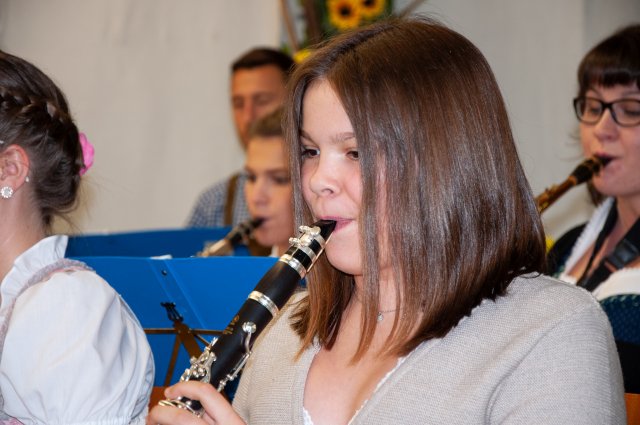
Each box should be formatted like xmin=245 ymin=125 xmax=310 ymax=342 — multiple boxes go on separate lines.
xmin=187 ymin=47 xmax=294 ymax=228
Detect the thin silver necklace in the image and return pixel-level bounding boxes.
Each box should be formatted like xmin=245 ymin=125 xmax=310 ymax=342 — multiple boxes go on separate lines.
xmin=376 ymin=308 xmax=398 ymax=323
xmin=353 ymin=292 xmax=398 ymax=323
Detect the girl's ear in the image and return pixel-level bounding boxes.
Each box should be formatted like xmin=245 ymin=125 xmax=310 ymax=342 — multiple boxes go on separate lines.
xmin=0 ymin=144 xmax=31 ymax=192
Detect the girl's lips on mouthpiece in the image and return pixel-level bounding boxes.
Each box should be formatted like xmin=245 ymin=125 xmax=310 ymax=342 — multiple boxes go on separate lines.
xmin=320 ymin=216 xmax=351 ymax=232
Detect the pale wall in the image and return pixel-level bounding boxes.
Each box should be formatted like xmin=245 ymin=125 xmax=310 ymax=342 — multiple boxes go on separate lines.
xmin=1 ymin=0 xmax=639 ymax=239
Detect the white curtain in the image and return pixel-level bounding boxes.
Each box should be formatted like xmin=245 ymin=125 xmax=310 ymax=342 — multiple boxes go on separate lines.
xmin=1 ymin=0 xmax=639 ymax=239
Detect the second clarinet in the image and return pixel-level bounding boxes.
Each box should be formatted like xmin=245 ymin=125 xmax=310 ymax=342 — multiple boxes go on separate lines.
xmin=198 ymin=218 xmax=264 ymax=257
xmin=160 ymin=219 xmax=336 ymax=417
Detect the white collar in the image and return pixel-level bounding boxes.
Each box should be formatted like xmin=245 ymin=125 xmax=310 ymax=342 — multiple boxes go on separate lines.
xmin=0 ymin=235 xmax=68 ymax=308
xmin=561 ymin=197 xmax=614 ymax=273
xmin=559 ymin=198 xmax=640 ymax=299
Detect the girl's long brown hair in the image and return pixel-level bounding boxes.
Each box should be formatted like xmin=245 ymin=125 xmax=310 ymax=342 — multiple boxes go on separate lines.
xmin=284 ymin=17 xmax=546 ymax=360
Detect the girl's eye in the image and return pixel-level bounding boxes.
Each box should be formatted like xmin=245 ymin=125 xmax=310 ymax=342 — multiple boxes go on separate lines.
xmin=301 ymin=147 xmax=319 ymax=158
xmin=272 ymin=174 xmax=291 ymax=185
xmin=245 ymin=172 xmax=257 ymax=183
xmin=347 ymin=150 xmax=359 ymax=160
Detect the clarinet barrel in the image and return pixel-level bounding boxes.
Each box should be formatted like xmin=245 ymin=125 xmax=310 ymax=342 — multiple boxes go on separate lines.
xmin=159 ymin=219 xmax=336 ymax=417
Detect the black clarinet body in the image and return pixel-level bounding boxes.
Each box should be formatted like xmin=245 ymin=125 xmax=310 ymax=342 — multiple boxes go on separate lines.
xmin=159 ymin=219 xmax=336 ymax=417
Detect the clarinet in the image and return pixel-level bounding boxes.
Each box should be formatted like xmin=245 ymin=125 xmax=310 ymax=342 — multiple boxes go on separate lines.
xmin=198 ymin=218 xmax=264 ymax=257
xmin=159 ymin=219 xmax=336 ymax=417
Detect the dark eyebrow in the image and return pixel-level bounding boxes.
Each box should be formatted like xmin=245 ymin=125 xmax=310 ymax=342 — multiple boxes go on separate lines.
xmin=299 ymin=129 xmax=356 ymax=144
xmin=300 ymin=129 xmax=312 ymax=142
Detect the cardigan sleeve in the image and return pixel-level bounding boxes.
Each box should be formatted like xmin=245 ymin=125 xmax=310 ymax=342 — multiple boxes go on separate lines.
xmin=488 ymin=299 xmax=626 ymax=424
xmin=0 ymin=270 xmax=154 ymax=425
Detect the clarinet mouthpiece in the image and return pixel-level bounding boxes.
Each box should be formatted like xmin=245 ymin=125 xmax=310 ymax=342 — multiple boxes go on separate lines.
xmin=249 ymin=217 xmax=265 ymax=229
xmin=313 ymin=219 xmax=337 ymax=241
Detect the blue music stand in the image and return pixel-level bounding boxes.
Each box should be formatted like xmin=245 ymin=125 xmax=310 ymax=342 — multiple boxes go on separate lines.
xmin=72 ymin=255 xmax=278 ymax=386
xmin=66 ymin=227 xmax=251 ymax=258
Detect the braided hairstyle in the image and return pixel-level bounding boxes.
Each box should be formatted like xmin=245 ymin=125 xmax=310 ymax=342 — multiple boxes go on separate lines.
xmin=0 ymin=50 xmax=84 ymax=229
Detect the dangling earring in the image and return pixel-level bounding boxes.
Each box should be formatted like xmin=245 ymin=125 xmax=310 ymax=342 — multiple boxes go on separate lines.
xmin=0 ymin=186 xmax=13 ymax=199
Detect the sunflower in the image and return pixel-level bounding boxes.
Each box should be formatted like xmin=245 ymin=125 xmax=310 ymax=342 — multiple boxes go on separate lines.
xmin=360 ymin=0 xmax=386 ymax=20
xmin=293 ymin=48 xmax=313 ymax=64
xmin=327 ymin=0 xmax=361 ymax=31
xmin=546 ymin=236 xmax=555 ymax=253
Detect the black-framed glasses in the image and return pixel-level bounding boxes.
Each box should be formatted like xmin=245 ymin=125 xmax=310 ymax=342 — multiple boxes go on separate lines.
xmin=573 ymin=96 xmax=640 ymax=127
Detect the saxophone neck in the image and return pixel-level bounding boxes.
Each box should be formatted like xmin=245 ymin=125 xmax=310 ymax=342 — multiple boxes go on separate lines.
xmin=535 ymin=156 xmax=609 ymax=214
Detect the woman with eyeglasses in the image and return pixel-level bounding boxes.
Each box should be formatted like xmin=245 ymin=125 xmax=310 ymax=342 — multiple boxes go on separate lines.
xmin=548 ymin=23 xmax=640 ymax=393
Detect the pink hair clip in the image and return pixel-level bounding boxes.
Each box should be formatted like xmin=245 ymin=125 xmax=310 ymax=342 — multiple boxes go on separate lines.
xmin=78 ymin=132 xmax=94 ymax=175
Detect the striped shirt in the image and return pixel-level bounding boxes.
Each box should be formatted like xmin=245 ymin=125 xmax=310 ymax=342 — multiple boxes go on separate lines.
xmin=186 ymin=172 xmax=251 ymax=228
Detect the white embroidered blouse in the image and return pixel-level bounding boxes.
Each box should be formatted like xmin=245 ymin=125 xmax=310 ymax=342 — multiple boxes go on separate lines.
xmin=0 ymin=235 xmax=154 ymax=424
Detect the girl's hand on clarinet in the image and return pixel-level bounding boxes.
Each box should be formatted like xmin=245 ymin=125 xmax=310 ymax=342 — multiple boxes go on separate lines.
xmin=147 ymin=381 xmax=246 ymax=425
